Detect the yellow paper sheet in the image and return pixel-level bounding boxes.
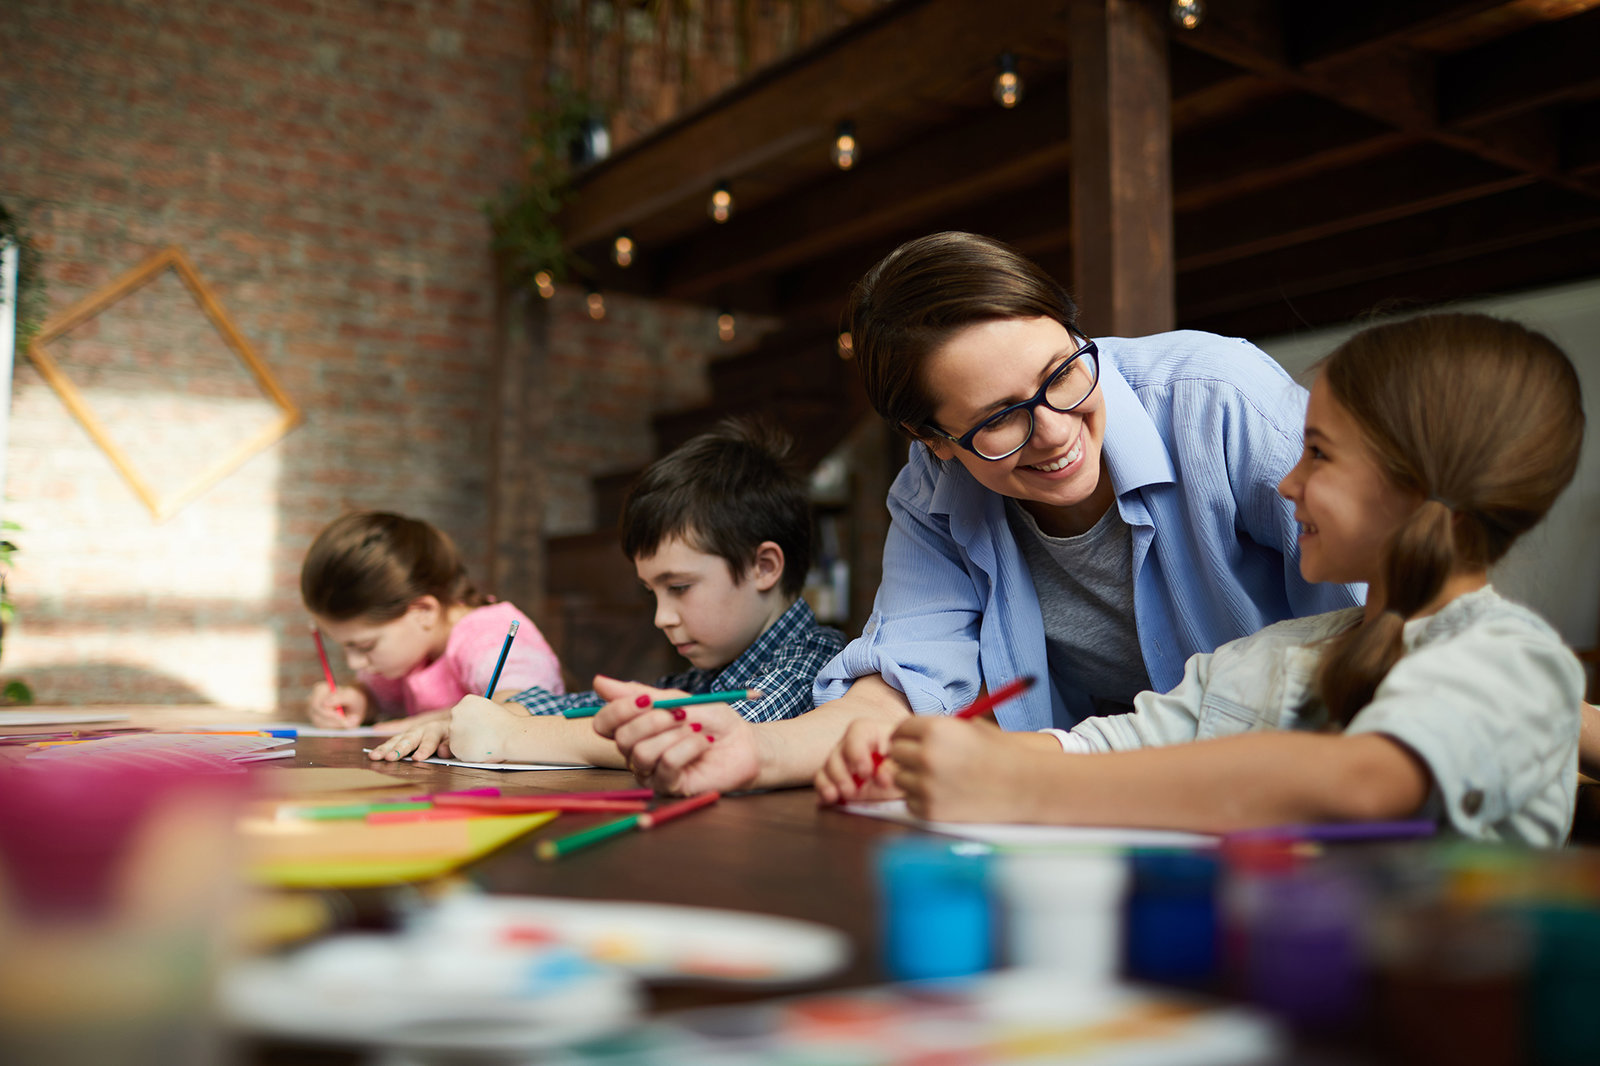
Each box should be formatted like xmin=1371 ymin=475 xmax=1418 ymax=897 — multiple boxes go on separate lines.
xmin=245 ymin=812 xmax=556 ymax=889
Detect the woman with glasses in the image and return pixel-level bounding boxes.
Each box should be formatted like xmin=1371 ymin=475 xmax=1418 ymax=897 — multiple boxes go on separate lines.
xmin=595 ymin=231 xmax=1361 ymax=799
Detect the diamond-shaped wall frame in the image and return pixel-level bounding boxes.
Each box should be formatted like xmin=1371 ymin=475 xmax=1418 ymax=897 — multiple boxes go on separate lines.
xmin=26 ymin=246 xmax=301 ymax=522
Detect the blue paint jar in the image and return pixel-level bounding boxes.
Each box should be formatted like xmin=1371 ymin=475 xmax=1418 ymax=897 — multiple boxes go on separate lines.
xmin=1124 ymin=850 xmax=1221 ymax=988
xmin=875 ymin=837 xmax=994 ymax=981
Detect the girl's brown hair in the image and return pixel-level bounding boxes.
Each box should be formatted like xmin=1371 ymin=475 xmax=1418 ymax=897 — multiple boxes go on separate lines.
xmin=1315 ymin=312 xmax=1584 ymax=724
xmin=300 ymin=512 xmax=487 ymax=623
xmin=843 ymin=231 xmax=1079 ymax=435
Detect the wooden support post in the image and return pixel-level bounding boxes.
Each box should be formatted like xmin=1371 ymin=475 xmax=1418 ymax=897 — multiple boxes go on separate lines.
xmin=1069 ymin=0 xmax=1175 ymax=337
xmin=486 ymin=282 xmax=550 ymax=622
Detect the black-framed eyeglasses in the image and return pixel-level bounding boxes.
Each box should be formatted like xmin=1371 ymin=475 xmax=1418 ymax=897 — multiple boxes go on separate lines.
xmin=924 ymin=337 xmax=1100 ymax=461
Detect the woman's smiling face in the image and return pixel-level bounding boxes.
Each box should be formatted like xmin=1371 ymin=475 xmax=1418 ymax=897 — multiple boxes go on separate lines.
xmin=920 ymin=316 xmax=1110 ymax=531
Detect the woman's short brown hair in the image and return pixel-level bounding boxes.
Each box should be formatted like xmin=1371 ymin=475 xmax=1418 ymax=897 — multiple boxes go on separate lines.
xmin=843 ymin=232 xmax=1079 ymax=434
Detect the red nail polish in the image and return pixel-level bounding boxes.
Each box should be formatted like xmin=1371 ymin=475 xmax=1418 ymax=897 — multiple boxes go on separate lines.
xmin=671 ymin=708 xmax=686 ymax=721
xmin=690 ymin=722 xmax=702 ymax=732
xmin=706 ymin=735 xmax=716 ymax=743
xmin=852 ymin=774 xmax=864 ymax=787
xmin=635 ymin=694 xmax=651 ymax=708
xmin=871 ymin=751 xmax=885 ymax=769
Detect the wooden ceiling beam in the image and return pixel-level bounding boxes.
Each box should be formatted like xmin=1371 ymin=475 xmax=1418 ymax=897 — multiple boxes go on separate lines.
xmin=556 ymin=0 xmax=1071 ymax=250
xmin=653 ymin=77 xmax=1074 ymax=303
xmin=1438 ymin=7 xmax=1600 ymax=125
xmin=1182 ymin=226 xmax=1600 ymax=339
xmin=1177 ymin=185 xmax=1600 ymax=320
xmin=1176 ymin=142 xmax=1531 ymax=271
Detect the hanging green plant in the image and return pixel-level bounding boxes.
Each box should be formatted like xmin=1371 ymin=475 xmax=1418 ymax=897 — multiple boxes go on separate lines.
xmin=487 ymin=82 xmax=605 ymax=292
xmin=0 ymin=199 xmax=48 ymax=350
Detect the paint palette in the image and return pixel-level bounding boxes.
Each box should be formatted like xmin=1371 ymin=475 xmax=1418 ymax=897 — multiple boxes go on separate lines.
xmin=420 ymin=894 xmax=852 ymax=985
xmin=219 ymin=933 xmax=640 ymax=1054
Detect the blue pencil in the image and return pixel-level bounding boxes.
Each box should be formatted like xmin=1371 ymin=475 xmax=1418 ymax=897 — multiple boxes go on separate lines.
xmin=484 ymin=619 xmax=520 ymax=697
xmin=1227 ymin=818 xmax=1436 ymax=843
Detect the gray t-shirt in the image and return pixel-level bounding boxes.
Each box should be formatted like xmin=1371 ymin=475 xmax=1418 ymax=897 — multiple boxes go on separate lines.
xmin=1006 ymin=498 xmax=1151 ymax=716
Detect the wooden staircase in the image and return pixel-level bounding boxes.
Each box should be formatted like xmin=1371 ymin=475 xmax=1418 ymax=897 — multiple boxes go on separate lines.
xmin=543 ymin=325 xmax=874 ymax=689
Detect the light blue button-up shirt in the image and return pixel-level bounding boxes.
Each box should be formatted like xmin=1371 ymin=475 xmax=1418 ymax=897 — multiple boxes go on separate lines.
xmin=813 ymin=329 xmax=1365 ymax=731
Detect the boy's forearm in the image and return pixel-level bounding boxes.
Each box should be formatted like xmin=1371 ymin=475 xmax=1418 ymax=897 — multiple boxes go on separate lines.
xmin=750 ymin=676 xmax=912 ymax=789
xmin=1018 ymin=731 xmax=1430 ymax=833
xmin=501 ymin=711 xmax=629 ymax=769
xmin=1579 ymin=702 xmax=1600 ymax=782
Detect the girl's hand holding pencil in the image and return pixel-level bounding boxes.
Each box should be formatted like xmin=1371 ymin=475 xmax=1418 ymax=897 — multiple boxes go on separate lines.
xmin=307 ymin=682 xmax=370 ymax=729
xmin=591 ymin=675 xmax=762 ymax=796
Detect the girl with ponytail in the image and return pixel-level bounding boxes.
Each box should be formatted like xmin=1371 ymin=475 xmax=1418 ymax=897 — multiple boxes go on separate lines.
xmin=874 ymin=312 xmax=1588 ymax=845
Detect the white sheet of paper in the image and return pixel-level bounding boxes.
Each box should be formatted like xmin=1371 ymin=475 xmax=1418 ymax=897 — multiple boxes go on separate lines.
xmin=842 ymin=799 xmax=1217 ymax=850
xmin=361 ymin=749 xmax=591 ymax=771
xmin=0 ymin=710 xmax=132 ymax=727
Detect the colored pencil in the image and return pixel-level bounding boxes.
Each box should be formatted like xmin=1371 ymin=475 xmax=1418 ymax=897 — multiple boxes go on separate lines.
xmin=562 ymin=688 xmax=763 ymax=719
xmin=953 ymin=676 xmax=1037 ymax=720
xmin=292 ymin=800 xmax=433 ymax=821
xmin=408 ymin=787 xmax=502 ymax=801
xmin=433 ymin=795 xmax=650 ymax=814
xmin=537 ymin=812 xmax=642 ymax=860
xmin=637 ymin=790 xmax=720 ymax=828
xmin=1226 ymin=818 xmax=1437 ymax=843
xmin=367 ymin=807 xmax=475 ymax=825
xmin=310 ymin=625 xmax=346 ymax=721
xmin=484 ymin=619 xmax=520 ymax=697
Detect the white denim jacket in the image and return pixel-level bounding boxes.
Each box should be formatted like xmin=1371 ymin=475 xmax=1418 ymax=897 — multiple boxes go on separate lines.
xmin=1060 ymin=586 xmax=1582 ymax=846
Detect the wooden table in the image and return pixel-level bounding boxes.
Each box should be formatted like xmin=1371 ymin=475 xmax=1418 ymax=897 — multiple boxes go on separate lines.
xmin=248 ymin=733 xmax=909 ymax=1061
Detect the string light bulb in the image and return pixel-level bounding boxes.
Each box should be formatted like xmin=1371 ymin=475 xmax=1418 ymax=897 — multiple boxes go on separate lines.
xmin=709 ymin=182 xmax=733 ymax=223
xmin=612 ymin=233 xmax=634 ymax=268
xmin=831 ymin=121 xmax=857 ymax=170
xmin=533 ymin=271 xmax=555 ymax=299
xmin=585 ymin=288 xmax=605 ymax=320
xmin=1170 ymin=0 xmax=1204 ymax=30
xmin=717 ymin=310 xmax=736 ymax=342
xmin=993 ymin=53 xmax=1023 ymax=109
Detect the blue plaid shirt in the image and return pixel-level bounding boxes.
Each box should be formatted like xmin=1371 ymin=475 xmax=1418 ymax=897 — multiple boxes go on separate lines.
xmin=508 ymin=598 xmax=844 ymax=724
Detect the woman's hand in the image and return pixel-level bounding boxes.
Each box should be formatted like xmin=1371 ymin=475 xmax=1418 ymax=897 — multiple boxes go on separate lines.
xmin=591 ymin=676 xmax=762 ymax=795
xmin=890 ymin=715 xmax=1037 ymax=822
xmin=308 ymin=684 xmax=369 ymax=729
xmin=814 ymin=717 xmax=901 ymax=806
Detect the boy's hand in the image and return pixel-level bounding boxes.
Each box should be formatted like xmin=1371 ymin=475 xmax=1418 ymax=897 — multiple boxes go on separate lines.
xmin=368 ymin=716 xmax=452 ymax=762
xmin=814 ymin=717 xmax=901 ymax=806
xmin=308 ymin=684 xmax=369 ymax=729
xmin=591 ymin=676 xmax=761 ymax=795
xmin=888 ymin=715 xmax=1025 ymax=823
xmin=447 ymin=695 xmax=526 ymax=763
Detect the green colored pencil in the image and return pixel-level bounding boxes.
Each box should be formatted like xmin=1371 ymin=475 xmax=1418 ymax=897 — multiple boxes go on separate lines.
xmin=561 ymin=688 xmax=763 ymax=719
xmin=536 ymin=812 xmax=642 ymax=859
xmin=294 ymin=800 xmax=433 ymax=821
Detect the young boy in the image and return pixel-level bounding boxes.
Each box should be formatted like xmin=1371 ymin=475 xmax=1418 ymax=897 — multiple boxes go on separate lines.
xmin=368 ymin=418 xmax=845 ymax=768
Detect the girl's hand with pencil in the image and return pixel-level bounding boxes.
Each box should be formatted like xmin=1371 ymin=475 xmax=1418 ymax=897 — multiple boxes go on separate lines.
xmin=814 ymin=717 xmax=902 ymax=806
xmin=889 ymin=715 xmax=1049 ymax=823
xmin=592 ymin=676 xmax=762 ymax=796
xmin=307 ymin=682 xmax=370 ymax=729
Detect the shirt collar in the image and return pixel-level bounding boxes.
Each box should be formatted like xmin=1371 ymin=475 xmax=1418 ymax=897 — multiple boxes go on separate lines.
xmin=705 ymin=597 xmax=815 ymax=687
xmin=1096 ymin=340 xmax=1176 ymax=496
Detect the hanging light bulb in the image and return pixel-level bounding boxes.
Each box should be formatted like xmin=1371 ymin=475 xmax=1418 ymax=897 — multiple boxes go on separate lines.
xmin=586 ymin=288 xmax=606 ymax=320
xmin=708 ymin=182 xmax=733 ymax=223
xmin=993 ymin=53 xmax=1023 ymax=109
xmin=831 ymin=121 xmax=857 ymax=171
xmin=837 ymin=331 xmax=854 ymax=359
xmin=717 ymin=310 xmax=736 ymax=342
xmin=1170 ymin=0 xmax=1204 ymax=30
xmin=533 ymin=271 xmax=555 ymax=299
xmin=612 ymin=233 xmax=634 ymax=268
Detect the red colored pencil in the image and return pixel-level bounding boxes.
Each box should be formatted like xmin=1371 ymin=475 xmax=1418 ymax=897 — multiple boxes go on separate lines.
xmin=953 ymin=675 xmax=1037 ymax=720
xmin=638 ymin=790 xmax=720 ymax=828
xmin=309 ymin=624 xmax=346 ymax=721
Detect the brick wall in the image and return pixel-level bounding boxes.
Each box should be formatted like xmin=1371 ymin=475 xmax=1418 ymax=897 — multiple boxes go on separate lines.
xmin=0 ymin=0 xmax=832 ymax=711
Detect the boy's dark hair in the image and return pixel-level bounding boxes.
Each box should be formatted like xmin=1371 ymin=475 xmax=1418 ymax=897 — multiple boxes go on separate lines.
xmin=621 ymin=417 xmax=812 ymax=598
xmin=301 ymin=511 xmax=486 ymax=622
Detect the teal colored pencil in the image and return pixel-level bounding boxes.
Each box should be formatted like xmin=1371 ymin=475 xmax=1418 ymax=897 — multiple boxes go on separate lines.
xmin=561 ymin=688 xmax=763 ymax=719
xmin=536 ymin=812 xmax=641 ymax=859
